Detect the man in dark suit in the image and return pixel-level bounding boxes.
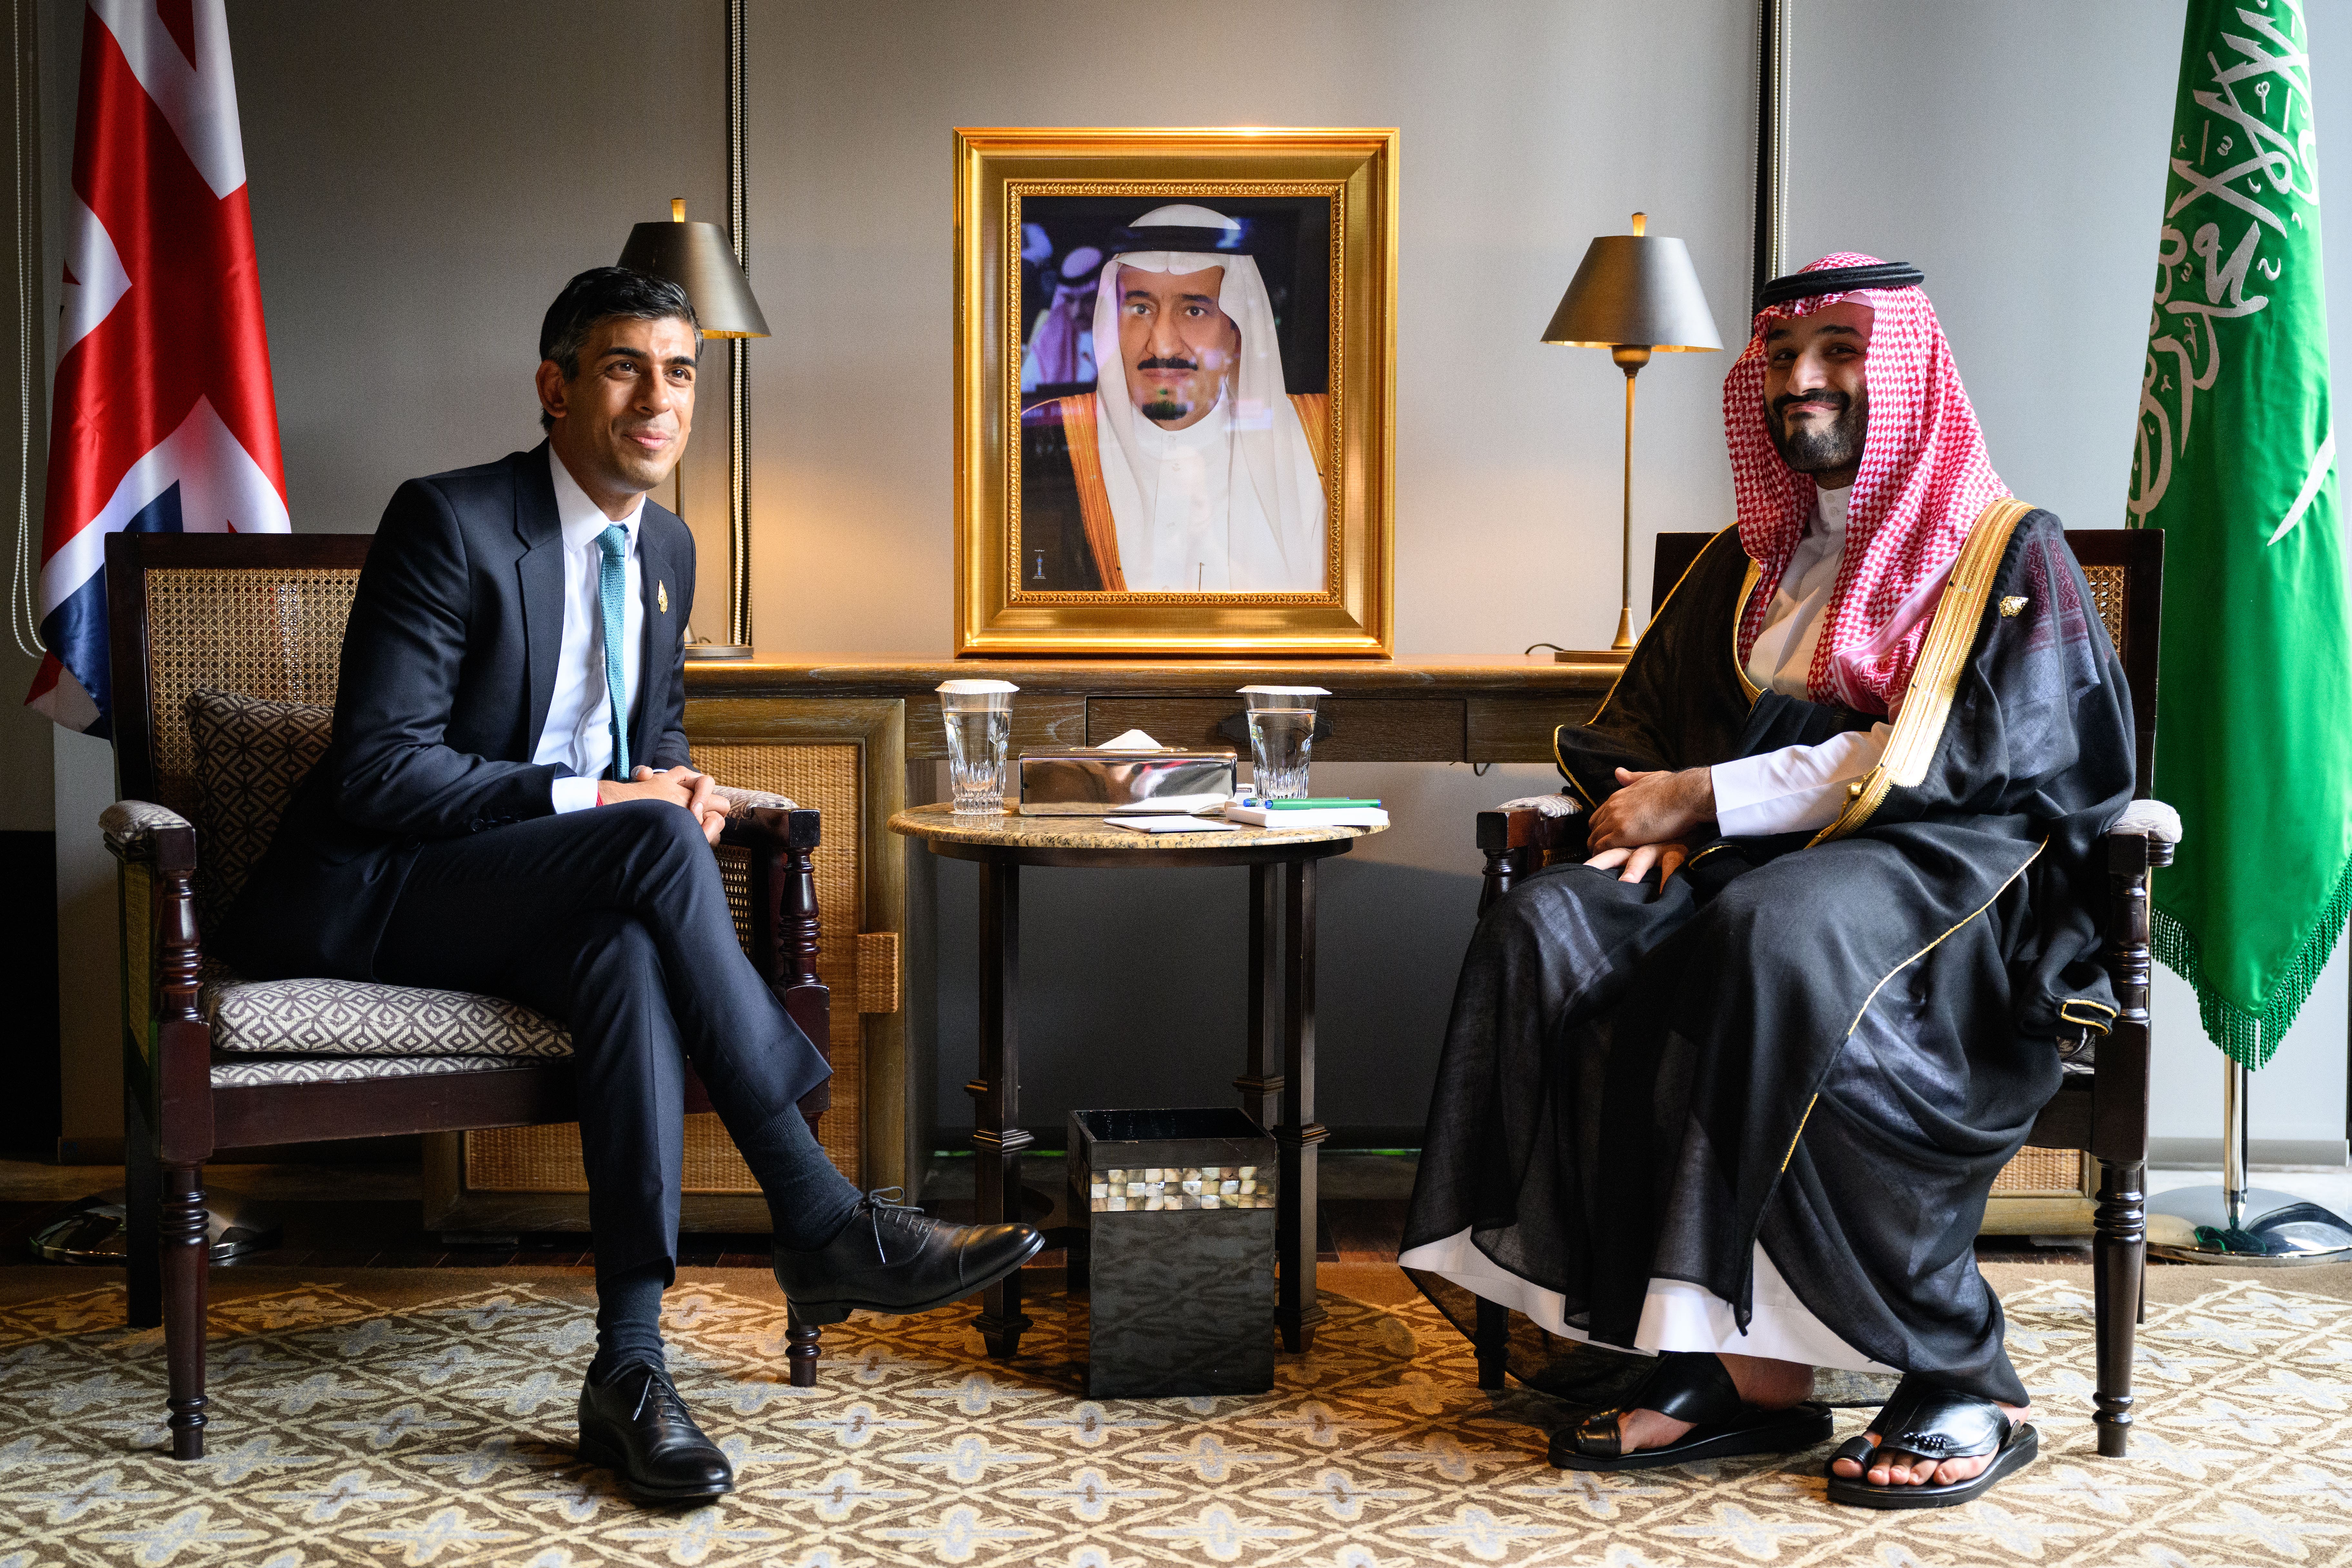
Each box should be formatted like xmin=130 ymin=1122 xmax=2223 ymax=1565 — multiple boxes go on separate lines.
xmin=224 ymin=268 xmax=1041 ymax=1502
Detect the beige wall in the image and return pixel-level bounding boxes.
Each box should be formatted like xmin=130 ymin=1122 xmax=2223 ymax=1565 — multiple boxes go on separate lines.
xmin=25 ymin=0 xmax=2348 ymax=1152
xmin=743 ymin=0 xmax=1756 ymax=658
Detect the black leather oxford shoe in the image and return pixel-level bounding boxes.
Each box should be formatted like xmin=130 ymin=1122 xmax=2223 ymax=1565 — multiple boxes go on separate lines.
xmin=576 ymin=1363 xmax=733 ymax=1503
xmin=773 ymin=1188 xmax=1044 ymax=1327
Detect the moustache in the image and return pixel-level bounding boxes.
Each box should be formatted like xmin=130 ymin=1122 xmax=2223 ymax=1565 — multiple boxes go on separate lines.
xmin=1771 ymin=391 xmax=1850 ymax=421
xmin=1136 ymin=355 xmax=1199 ymax=372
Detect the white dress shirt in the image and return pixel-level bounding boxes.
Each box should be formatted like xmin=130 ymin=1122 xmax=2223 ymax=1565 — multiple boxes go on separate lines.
xmin=537 ymin=448 xmax=645 ymax=814
xmin=1709 ymin=484 xmax=1891 ymax=836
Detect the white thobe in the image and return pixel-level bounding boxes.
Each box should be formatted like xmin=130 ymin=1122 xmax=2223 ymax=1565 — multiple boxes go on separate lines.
xmin=1708 ymin=484 xmax=1893 ymax=837
xmin=1115 ymin=393 xmax=1324 ymax=592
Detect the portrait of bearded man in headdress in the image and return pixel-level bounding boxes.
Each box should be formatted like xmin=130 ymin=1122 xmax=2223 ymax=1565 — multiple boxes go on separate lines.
xmin=1017 ymin=203 xmax=1331 ymax=594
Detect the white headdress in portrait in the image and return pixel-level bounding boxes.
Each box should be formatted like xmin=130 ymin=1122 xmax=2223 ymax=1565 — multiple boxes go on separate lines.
xmin=1088 ymin=204 xmax=1327 ymax=591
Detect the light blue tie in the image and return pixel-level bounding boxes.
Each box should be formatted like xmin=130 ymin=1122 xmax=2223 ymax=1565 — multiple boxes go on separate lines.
xmin=596 ymin=525 xmax=630 ymax=781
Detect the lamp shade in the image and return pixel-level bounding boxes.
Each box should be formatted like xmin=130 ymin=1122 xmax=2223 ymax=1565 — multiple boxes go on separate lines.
xmin=1541 ymin=232 xmax=1721 ymax=352
xmin=618 ymin=209 xmax=770 ymax=338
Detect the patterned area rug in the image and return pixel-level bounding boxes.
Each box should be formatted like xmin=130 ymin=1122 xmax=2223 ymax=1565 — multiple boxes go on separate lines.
xmin=3 ymin=1264 xmax=2350 ymax=1566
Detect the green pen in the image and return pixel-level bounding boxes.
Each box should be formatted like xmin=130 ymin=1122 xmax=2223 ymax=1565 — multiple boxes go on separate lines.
xmin=1260 ymin=797 xmax=1382 ymax=809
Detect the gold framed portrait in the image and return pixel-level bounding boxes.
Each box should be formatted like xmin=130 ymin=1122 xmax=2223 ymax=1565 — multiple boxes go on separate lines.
xmin=954 ymin=127 xmax=1397 ymax=657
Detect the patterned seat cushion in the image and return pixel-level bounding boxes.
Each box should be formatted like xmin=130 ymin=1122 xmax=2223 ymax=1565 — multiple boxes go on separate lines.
xmin=185 ymin=687 xmax=333 ymax=921
xmin=203 ymin=973 xmax=573 ymax=1060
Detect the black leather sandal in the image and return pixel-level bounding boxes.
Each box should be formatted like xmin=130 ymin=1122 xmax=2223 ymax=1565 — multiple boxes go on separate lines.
xmin=1825 ymin=1381 xmax=2037 ymax=1509
xmin=1549 ymin=1351 xmax=1833 ymax=1472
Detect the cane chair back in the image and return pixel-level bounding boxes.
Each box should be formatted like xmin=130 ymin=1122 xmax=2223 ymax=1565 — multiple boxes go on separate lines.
xmin=110 ymin=540 xmax=366 ymax=925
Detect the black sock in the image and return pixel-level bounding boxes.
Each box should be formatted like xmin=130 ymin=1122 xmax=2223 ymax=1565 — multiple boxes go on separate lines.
xmin=735 ymin=1104 xmax=864 ymax=1250
xmin=588 ymin=1262 xmax=669 ymax=1384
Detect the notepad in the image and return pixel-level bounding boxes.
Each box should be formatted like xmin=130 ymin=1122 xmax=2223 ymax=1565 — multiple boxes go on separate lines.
xmin=1108 ymin=815 xmax=1231 ymax=834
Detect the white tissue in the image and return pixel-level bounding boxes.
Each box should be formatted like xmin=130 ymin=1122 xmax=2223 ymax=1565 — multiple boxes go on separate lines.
xmin=1099 ymin=729 xmax=1162 ymax=751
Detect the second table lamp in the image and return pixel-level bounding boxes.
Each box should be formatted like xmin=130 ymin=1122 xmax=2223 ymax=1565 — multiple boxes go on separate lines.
xmin=1542 ymin=213 xmax=1722 ymax=653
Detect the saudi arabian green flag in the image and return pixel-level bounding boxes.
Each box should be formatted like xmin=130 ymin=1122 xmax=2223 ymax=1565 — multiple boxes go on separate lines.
xmin=2130 ymin=0 xmax=2352 ymax=1069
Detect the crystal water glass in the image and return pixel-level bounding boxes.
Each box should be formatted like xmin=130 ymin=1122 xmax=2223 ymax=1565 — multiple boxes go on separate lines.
xmin=938 ymin=680 xmax=1017 ymax=814
xmin=1238 ymin=685 xmax=1329 ymax=800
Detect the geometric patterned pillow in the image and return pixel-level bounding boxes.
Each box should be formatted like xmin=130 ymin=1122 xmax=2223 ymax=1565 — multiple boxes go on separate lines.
xmin=202 ymin=973 xmax=573 ymax=1059
xmin=185 ymin=687 xmax=333 ymax=923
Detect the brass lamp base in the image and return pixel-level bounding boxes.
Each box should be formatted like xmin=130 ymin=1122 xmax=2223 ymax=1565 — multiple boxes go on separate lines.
xmin=683 ymin=643 xmax=755 ymax=660
xmin=2147 ymin=1186 xmax=2352 ymax=1265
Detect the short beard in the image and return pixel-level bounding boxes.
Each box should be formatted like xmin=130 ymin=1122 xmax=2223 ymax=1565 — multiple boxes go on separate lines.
xmin=1768 ymin=391 xmax=1868 ymax=476
xmin=1141 ymin=395 xmax=1186 ymax=423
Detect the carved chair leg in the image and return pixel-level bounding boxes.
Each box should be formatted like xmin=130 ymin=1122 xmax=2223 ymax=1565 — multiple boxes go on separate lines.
xmin=161 ymin=1162 xmax=210 ymax=1459
xmin=2092 ymin=1157 xmax=2144 ymax=1458
xmin=123 ymin=1087 xmax=161 ymax=1330
xmin=1474 ymin=1298 xmax=1510 ymax=1391
xmin=786 ymin=1321 xmax=822 ymax=1387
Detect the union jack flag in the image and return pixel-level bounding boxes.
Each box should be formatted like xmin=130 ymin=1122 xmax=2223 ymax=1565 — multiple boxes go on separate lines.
xmin=24 ymin=0 xmax=285 ymax=736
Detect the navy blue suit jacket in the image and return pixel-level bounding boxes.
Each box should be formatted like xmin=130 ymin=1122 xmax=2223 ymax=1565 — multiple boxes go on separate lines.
xmin=223 ymin=443 xmax=695 ymax=980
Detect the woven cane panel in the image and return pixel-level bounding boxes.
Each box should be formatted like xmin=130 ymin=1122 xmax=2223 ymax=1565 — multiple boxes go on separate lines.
xmin=696 ymin=743 xmax=864 ymax=1180
xmin=1990 ymin=1146 xmax=2089 ymax=1196
xmin=2082 ymin=563 xmax=2127 ymax=650
xmin=464 ymin=1114 xmax=760 ymax=1195
xmin=141 ymin=568 xmax=359 ymax=907
xmin=857 ymin=930 xmax=902 ymax=1015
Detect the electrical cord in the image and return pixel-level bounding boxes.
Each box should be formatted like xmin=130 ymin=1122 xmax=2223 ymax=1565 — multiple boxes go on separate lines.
xmin=8 ymin=0 xmax=39 ymax=659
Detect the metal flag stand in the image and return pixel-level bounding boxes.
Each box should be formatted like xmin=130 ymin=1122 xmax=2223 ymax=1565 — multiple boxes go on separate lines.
xmin=2147 ymin=1056 xmax=2352 ymax=1264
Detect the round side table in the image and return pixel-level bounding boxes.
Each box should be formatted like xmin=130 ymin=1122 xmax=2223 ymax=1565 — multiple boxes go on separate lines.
xmin=889 ymin=801 xmax=1386 ymax=1360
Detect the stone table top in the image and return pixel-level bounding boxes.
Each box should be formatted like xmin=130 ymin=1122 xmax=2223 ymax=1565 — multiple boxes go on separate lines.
xmin=887 ymin=800 xmax=1385 ymax=855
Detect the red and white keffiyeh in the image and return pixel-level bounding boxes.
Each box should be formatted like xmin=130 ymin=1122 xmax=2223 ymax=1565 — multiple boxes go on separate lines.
xmin=1724 ymin=252 xmax=2008 ymax=717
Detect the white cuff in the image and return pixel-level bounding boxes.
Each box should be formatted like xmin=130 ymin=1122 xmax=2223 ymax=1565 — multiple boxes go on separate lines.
xmin=551 ymin=774 xmax=601 ymax=814
xmin=1710 ymin=724 xmax=1890 ymax=837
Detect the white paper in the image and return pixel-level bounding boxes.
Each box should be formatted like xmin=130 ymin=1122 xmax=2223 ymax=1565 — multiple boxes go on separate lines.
xmin=1108 ymin=814 xmax=1229 ymax=834
xmin=1105 ymin=791 xmax=1229 ymax=815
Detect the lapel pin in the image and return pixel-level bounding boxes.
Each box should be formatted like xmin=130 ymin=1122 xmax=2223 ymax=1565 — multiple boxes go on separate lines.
xmin=659 ymin=580 xmax=669 ymax=614
xmin=1999 ymin=595 xmax=2028 ymax=618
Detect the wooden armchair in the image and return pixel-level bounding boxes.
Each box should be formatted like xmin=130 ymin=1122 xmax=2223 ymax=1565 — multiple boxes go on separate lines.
xmin=101 ymin=532 xmax=836 ymax=1461
xmin=1471 ymin=527 xmax=2170 ymax=1459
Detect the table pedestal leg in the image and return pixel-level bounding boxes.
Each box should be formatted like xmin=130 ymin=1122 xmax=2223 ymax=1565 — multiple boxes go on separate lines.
xmin=1236 ymin=863 xmax=1283 ymax=1131
xmin=968 ymin=860 xmax=1031 ymax=1357
xmin=1275 ymin=858 xmax=1328 ymax=1354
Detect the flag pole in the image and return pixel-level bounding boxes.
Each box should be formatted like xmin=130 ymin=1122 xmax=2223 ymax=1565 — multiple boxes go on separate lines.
xmin=2147 ymin=1057 xmax=2352 ymax=1263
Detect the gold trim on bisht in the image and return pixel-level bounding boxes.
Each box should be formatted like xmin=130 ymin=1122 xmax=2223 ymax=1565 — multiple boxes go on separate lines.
xmin=2059 ymin=997 xmax=2119 ymax=1033
xmin=1808 ymin=498 xmax=2035 ymax=846
xmin=1732 ymin=559 xmax=1764 ymax=705
xmin=1785 ymin=835 xmax=2048 ymax=1171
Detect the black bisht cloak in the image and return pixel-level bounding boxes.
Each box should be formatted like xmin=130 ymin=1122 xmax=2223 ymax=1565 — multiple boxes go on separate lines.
xmin=1403 ymin=504 xmax=2135 ymax=1404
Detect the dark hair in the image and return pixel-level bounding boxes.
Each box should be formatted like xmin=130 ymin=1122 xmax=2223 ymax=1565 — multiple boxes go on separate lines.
xmin=537 ymin=266 xmax=700 ymax=431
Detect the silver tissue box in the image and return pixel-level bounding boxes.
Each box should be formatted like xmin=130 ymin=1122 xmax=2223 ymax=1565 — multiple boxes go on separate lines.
xmin=1017 ymin=748 xmax=1238 ymax=815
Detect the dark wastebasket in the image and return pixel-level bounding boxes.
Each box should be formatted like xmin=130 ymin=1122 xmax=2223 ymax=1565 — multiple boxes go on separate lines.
xmin=1068 ymin=1107 xmax=1277 ymax=1398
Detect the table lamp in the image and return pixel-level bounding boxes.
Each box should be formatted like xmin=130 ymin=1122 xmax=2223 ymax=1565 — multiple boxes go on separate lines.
xmin=620 ymin=199 xmax=770 ymax=658
xmin=1541 ymin=213 xmax=1722 ymax=654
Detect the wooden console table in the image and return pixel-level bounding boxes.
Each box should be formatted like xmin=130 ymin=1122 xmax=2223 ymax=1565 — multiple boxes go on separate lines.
xmin=680 ymin=656 xmax=1622 ymax=1201
xmin=686 ymin=653 xmax=1625 ymax=765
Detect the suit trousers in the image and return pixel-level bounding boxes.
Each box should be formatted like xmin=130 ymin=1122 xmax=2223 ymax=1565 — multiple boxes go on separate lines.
xmin=374 ymin=799 xmax=846 ymax=1281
